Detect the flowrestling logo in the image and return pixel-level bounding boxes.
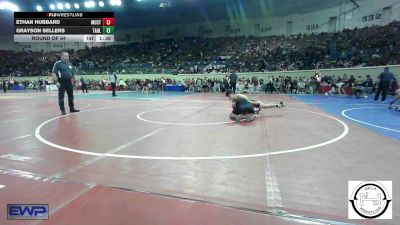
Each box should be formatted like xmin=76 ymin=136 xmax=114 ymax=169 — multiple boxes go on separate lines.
xmin=348 ymin=181 xmax=392 ymax=219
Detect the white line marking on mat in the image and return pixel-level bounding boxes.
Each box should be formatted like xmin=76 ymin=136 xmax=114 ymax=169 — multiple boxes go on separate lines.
xmin=1 ymin=134 xmax=32 ymax=143
xmin=137 ymin=107 xmax=235 ymax=126
xmin=0 ymin=154 xmax=32 ymax=162
xmin=0 ymin=118 xmax=26 ymax=123
xmin=31 ymin=184 xmax=95 ymax=225
xmin=341 ymin=107 xmax=400 ymax=133
xmin=51 ymin=129 xmax=163 ymax=177
xmin=35 ymin=106 xmax=349 ymax=160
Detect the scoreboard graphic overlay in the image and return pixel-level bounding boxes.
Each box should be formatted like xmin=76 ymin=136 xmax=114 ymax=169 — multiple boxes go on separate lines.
xmin=14 ymin=12 xmax=114 ymax=43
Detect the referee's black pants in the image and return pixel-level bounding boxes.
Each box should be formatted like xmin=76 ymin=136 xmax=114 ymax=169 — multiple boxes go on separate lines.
xmin=230 ymin=82 xmax=237 ymax=94
xmin=374 ymin=81 xmax=390 ymax=102
xmin=111 ymin=82 xmax=116 ymax=96
xmin=58 ymin=78 xmax=75 ymax=111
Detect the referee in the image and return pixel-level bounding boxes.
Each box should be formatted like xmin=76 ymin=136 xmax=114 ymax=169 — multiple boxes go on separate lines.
xmin=374 ymin=67 xmax=395 ymax=103
xmin=52 ymin=51 xmax=80 ymax=115
xmin=229 ymin=70 xmax=238 ymax=94
xmin=109 ymin=71 xmax=117 ymax=97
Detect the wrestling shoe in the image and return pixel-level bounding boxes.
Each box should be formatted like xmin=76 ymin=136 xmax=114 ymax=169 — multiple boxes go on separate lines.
xmin=70 ymin=109 xmax=80 ymax=113
xmin=276 ymin=102 xmax=285 ymax=108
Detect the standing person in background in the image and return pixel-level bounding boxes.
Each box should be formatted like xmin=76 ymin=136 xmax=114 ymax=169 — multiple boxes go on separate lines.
xmin=8 ymin=79 xmax=13 ymax=89
xmin=274 ymin=78 xmax=281 ymax=94
xmin=214 ymin=79 xmax=221 ymax=93
xmin=229 ymin=70 xmax=238 ymax=94
xmin=388 ymin=79 xmax=400 ymax=111
xmin=101 ymin=76 xmax=106 ymax=90
xmin=222 ymin=75 xmax=229 ymax=92
xmin=290 ymin=78 xmax=298 ymax=94
xmin=351 ymin=76 xmax=364 ymax=98
xmin=38 ymin=78 xmax=44 ymax=92
xmin=375 ymin=67 xmax=395 ymax=102
xmin=348 ymin=75 xmax=356 ymax=87
xmin=109 ymin=71 xmax=117 ymax=97
xmin=74 ymin=79 xmax=80 ymax=93
xmin=298 ymin=79 xmax=305 ymax=94
xmin=363 ymin=75 xmax=374 ymax=94
xmin=119 ymin=78 xmax=126 ymax=91
xmin=2 ymin=77 xmax=7 ymax=93
xmin=161 ymin=77 xmax=166 ymax=91
xmin=52 ymin=51 xmax=80 ymax=115
xmin=152 ymin=79 xmax=158 ymax=92
xmin=314 ymin=72 xmax=322 ymax=94
xmin=251 ymin=76 xmax=259 ymax=94
xmin=342 ymin=74 xmax=349 ymax=84
xmin=80 ymin=77 xmax=88 ymax=93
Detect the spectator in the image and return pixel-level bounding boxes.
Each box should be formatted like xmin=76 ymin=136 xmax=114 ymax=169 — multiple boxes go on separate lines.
xmin=298 ymin=79 xmax=305 ymax=94
xmin=352 ymin=76 xmax=364 ymax=98
xmin=363 ymin=75 xmax=374 ymax=94
xmin=80 ymin=77 xmax=88 ymax=93
xmin=290 ymin=78 xmax=298 ymax=94
xmin=2 ymin=77 xmax=6 ymax=93
xmin=119 ymin=79 xmax=127 ymax=91
xmin=314 ymin=72 xmax=322 ymax=93
xmin=251 ymin=76 xmax=259 ymax=94
xmin=1 ymin=21 xmax=400 ymax=76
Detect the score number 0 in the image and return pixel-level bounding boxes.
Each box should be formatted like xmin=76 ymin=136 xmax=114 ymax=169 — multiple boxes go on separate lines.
xmin=103 ymin=18 xmax=114 ymax=26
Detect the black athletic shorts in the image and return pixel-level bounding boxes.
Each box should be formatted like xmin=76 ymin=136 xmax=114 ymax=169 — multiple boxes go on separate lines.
xmin=232 ymin=99 xmax=255 ymax=115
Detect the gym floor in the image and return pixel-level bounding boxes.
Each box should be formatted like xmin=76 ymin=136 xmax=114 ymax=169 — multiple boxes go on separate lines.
xmin=0 ymin=91 xmax=398 ymax=225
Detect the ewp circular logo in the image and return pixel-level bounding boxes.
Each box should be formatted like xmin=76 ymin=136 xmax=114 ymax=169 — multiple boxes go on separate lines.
xmin=349 ymin=181 xmax=392 ymax=219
